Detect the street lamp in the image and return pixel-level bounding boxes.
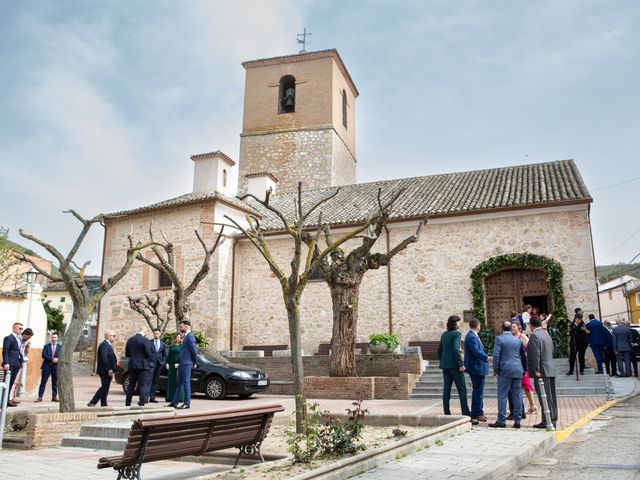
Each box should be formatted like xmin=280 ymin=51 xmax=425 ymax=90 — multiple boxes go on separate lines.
xmin=18 ymin=268 xmax=39 ymax=398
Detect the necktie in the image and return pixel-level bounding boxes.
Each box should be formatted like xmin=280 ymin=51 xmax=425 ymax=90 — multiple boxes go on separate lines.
xmin=156 ymin=340 xmax=160 ymax=351
xmin=51 ymin=344 xmax=56 ymax=357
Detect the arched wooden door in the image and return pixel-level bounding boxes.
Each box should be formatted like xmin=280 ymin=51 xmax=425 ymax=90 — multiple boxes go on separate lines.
xmin=485 ymin=268 xmax=551 ymax=334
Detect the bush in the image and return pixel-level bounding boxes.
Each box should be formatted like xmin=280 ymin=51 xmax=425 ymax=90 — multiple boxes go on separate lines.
xmin=368 ymin=333 xmax=400 ymax=350
xmin=286 ymin=397 xmax=369 ymax=463
xmin=160 ymin=330 xmax=209 ymax=347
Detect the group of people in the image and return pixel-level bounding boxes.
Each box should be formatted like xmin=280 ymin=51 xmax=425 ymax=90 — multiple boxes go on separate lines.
xmin=91 ymin=320 xmax=198 ymax=409
xmin=570 ymin=308 xmax=639 ymax=378
xmin=2 ymin=322 xmax=60 ymax=407
xmin=438 ymin=313 xmax=558 ymax=429
xmin=2 ymin=319 xmax=198 ymax=410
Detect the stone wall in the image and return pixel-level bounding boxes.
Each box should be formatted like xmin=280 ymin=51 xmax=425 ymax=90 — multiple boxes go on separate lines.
xmin=224 ymin=354 xmax=422 ymax=381
xmin=99 ymin=202 xmax=229 ymax=355
xmin=301 ymin=374 xmax=420 ymax=400
xmin=232 ymin=206 xmax=599 ymax=353
xmin=238 ymin=128 xmax=355 ymax=193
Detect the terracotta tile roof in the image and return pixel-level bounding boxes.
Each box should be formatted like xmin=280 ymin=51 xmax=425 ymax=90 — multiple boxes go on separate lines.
xmin=0 ymin=291 xmax=26 ymax=299
xmin=190 ymin=150 xmax=236 ymax=166
xmin=242 ymin=49 xmax=359 ymax=98
xmin=105 ymin=191 xmax=259 ymax=219
xmin=244 ymin=160 xmax=592 ymax=232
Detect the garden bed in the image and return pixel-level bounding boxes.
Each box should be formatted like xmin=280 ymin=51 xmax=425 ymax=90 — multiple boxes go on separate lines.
xmin=202 ymin=415 xmax=471 ymax=480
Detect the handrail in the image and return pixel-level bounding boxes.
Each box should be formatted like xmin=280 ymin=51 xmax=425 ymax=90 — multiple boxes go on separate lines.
xmin=0 ymin=370 xmax=12 ymax=450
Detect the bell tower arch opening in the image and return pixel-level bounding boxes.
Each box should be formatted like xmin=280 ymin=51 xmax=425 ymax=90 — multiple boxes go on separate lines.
xmin=279 ymin=75 xmax=296 ymax=113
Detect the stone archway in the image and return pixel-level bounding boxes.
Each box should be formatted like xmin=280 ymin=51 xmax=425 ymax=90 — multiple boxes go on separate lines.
xmin=485 ymin=268 xmax=551 ymax=334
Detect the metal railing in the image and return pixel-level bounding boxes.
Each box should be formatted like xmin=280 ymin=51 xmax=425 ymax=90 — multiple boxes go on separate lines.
xmin=0 ymin=370 xmax=12 ymax=450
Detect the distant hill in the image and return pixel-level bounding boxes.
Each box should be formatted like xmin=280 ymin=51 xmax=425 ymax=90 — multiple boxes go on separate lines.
xmin=596 ymin=263 xmax=640 ymax=283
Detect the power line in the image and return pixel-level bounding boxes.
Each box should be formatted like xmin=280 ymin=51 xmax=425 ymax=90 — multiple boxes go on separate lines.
xmin=604 ymin=225 xmax=640 ymax=258
xmin=592 ymin=175 xmax=640 ymax=191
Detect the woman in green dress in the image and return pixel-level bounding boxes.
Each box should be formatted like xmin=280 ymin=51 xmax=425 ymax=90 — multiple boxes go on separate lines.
xmin=165 ymin=333 xmax=184 ymax=402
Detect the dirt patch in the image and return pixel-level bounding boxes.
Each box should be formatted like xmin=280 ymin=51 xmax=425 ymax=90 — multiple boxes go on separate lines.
xmin=213 ymin=424 xmax=433 ymax=479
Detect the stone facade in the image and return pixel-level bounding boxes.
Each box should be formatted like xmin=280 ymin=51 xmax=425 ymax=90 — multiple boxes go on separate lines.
xmin=238 ymin=127 xmax=356 ymax=193
xmin=99 ymin=201 xmax=231 ymax=354
xmin=232 ymin=205 xmax=598 ymax=354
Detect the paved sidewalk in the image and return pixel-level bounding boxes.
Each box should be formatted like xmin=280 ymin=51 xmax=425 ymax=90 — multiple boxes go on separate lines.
xmin=353 ymin=428 xmax=555 ymax=480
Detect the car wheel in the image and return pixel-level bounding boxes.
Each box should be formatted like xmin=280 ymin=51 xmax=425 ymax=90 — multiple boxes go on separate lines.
xmin=122 ymin=373 xmax=130 ymax=393
xmin=239 ymin=393 xmax=253 ymax=399
xmin=205 ymin=376 xmax=226 ymax=400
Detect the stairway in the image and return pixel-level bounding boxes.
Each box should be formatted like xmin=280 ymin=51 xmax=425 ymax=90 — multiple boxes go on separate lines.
xmin=408 ymin=358 xmax=613 ymax=399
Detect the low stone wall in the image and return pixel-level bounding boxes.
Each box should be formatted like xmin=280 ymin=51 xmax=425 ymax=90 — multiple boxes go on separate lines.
xmin=24 ymin=411 xmax=97 ymax=449
xmin=225 ymin=353 xmax=422 ymax=382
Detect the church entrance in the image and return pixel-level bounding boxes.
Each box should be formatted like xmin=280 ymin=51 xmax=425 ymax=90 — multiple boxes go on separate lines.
xmin=485 ymin=268 xmax=551 ymax=334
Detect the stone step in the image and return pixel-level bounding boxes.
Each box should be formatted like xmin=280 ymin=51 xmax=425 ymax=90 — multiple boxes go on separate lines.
xmin=409 ymin=386 xmax=610 ymax=398
xmin=414 ymin=380 xmax=606 ymax=389
xmin=79 ymin=423 xmax=132 ymax=439
xmin=61 ymin=435 xmax=128 ymax=450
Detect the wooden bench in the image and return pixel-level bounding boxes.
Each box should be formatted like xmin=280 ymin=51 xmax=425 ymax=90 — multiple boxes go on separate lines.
xmin=97 ymin=404 xmax=284 ymax=480
xmin=242 ymin=344 xmax=288 ymax=357
xmin=315 ymin=342 xmax=370 ymax=355
xmin=409 ymin=340 xmax=464 ymax=360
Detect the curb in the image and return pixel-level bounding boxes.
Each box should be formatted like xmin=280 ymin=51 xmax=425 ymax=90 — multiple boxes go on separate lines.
xmin=555 ymin=378 xmax=640 ymax=443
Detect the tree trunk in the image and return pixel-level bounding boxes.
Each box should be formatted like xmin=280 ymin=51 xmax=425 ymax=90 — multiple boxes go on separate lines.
xmin=328 ymin=279 xmax=362 ymax=377
xmin=58 ymin=306 xmax=87 ymax=412
xmin=286 ymin=295 xmax=307 ymax=433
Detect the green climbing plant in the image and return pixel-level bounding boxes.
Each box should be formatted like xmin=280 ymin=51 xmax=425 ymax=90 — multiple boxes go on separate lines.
xmin=470 ymin=253 xmax=568 ymax=357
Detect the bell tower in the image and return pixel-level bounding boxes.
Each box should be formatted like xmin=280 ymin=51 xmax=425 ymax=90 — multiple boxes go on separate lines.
xmin=238 ymin=49 xmax=358 ymax=193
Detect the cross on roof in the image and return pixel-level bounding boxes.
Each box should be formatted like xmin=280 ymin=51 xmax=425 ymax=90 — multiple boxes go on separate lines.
xmin=297 ymin=28 xmax=311 ymax=53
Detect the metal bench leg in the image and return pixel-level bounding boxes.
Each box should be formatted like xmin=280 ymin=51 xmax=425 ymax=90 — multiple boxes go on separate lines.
xmin=115 ymin=464 xmax=142 ymax=480
xmin=233 ymin=442 xmax=265 ymax=468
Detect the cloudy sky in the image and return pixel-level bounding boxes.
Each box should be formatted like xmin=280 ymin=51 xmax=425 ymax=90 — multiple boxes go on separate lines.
xmin=1 ymin=0 xmax=638 ymax=274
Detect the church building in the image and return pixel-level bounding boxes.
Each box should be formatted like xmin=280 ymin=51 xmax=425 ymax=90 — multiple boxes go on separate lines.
xmin=99 ymin=49 xmax=598 ymax=355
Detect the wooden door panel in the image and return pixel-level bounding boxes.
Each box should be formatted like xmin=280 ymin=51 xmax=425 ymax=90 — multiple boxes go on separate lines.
xmin=486 ymin=297 xmax=516 ymax=334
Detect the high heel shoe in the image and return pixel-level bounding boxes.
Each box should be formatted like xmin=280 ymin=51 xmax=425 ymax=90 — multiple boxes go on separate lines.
xmin=528 ymin=406 xmax=537 ymax=414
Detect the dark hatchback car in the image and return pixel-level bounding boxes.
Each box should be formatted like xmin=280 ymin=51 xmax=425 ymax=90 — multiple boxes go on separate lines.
xmin=114 ymin=348 xmax=270 ymax=400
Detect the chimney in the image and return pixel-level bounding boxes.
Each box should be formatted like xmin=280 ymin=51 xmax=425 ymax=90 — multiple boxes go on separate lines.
xmin=191 ymin=150 xmax=236 ymax=196
xmin=245 ymin=172 xmax=278 ymax=200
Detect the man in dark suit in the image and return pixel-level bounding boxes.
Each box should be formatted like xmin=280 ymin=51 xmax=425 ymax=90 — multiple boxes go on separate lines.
xmin=146 ymin=328 xmax=167 ymax=403
xmin=88 ymin=331 xmax=117 ymax=407
xmin=2 ymin=322 xmax=24 ymax=407
xmin=490 ymin=321 xmax=525 ymax=428
xmin=169 ymin=320 xmax=198 ymax=409
xmin=36 ymin=332 xmax=60 ymax=402
xmin=125 ymin=326 xmax=153 ymax=407
xmin=528 ymin=315 xmax=558 ymax=428
xmin=612 ymin=320 xmax=632 ymax=377
xmin=464 ymin=318 xmax=489 ymax=422
xmin=603 ymin=321 xmax=618 ymax=376
xmin=586 ymin=314 xmax=607 ymax=374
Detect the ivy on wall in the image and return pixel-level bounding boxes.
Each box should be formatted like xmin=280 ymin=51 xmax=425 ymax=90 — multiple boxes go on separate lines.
xmin=470 ymin=253 xmax=568 ymax=357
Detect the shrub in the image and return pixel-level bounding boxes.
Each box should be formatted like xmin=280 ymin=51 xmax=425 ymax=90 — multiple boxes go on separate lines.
xmin=368 ymin=333 xmax=400 ymax=350
xmin=286 ymin=397 xmax=369 ymax=463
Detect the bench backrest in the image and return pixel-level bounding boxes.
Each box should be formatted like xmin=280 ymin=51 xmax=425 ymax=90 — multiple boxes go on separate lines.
xmin=316 ymin=342 xmax=370 ymax=355
xmin=118 ymin=404 xmax=284 ymax=465
xmin=242 ymin=345 xmax=288 ymax=357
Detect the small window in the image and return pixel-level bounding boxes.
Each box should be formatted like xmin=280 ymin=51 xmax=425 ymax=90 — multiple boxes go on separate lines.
xmin=341 ymin=89 xmax=347 ymax=128
xmin=608 ymin=291 xmax=613 ymax=300
xmin=223 ymin=169 xmax=227 ymax=187
xmin=60 ymin=297 xmax=65 ymax=303
xmin=158 ymin=270 xmax=172 ymax=289
xmin=636 ymin=292 xmax=640 ymax=306
xmin=279 ymin=75 xmax=296 ymax=113
xmin=308 ymin=267 xmax=323 ymax=282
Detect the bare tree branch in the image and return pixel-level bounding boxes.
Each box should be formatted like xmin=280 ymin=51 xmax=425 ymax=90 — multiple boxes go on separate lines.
xmin=11 ymin=252 xmax=61 ymax=282
xmin=237 ymin=191 xmax=293 ymax=235
xmin=18 ymin=229 xmax=66 ymax=265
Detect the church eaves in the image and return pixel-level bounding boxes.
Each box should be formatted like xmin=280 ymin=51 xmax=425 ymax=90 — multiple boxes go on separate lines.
xmin=242 ymin=159 xmax=592 ymax=232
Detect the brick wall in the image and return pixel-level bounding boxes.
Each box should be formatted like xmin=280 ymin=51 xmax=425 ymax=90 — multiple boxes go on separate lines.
xmin=304 ymin=373 xmax=421 ymax=400
xmin=24 ymin=411 xmax=97 ymax=449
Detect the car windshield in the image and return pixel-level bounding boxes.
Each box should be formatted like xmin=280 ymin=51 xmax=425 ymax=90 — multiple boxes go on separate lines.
xmin=197 ymin=347 xmax=230 ymax=365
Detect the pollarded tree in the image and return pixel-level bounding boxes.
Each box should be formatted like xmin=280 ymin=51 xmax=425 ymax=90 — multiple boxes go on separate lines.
xmin=133 ymin=225 xmax=226 ymax=330
xmin=14 ymin=210 xmax=154 ymax=412
xmin=127 ymin=293 xmax=173 ymax=333
xmin=225 ymin=183 xmax=377 ymax=433
xmin=318 ymin=189 xmax=428 ymax=377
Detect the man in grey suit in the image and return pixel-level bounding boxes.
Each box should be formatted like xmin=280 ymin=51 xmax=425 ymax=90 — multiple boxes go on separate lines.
xmin=528 ymin=315 xmax=558 ymax=428
xmin=490 ymin=321 xmax=526 ymax=429
xmin=612 ymin=320 xmax=632 ymax=377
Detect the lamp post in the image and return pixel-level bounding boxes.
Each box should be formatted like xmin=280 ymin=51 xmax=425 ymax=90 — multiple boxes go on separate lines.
xmin=18 ymin=268 xmax=39 ymax=398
